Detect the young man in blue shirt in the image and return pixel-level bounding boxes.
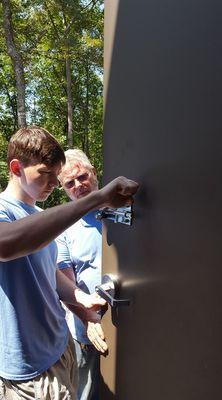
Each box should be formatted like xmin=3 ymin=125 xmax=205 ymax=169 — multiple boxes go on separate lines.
xmin=0 ymin=126 xmax=138 ymax=399
xmin=57 ymin=149 xmax=103 ymax=400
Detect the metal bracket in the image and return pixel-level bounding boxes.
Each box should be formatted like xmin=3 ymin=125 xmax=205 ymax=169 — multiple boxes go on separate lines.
xmin=95 ymin=206 xmax=133 ymax=225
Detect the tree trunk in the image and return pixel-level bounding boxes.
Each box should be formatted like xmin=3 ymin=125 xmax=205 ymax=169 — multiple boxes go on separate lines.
xmin=45 ymin=7 xmax=75 ymax=147
xmin=83 ymin=61 xmax=90 ymax=156
xmin=2 ymin=0 xmax=26 ymax=128
xmin=66 ymin=52 xmax=74 ymax=148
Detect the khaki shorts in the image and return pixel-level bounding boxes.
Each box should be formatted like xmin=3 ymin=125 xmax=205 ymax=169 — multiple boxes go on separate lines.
xmin=0 ymin=334 xmax=77 ymax=400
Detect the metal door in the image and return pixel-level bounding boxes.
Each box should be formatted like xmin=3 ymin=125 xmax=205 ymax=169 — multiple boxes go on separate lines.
xmin=101 ymin=0 xmax=222 ymax=399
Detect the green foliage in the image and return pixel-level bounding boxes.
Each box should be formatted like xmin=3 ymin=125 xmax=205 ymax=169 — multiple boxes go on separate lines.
xmin=0 ymin=0 xmax=104 ymax=200
xmin=0 ymin=161 xmax=9 ymax=192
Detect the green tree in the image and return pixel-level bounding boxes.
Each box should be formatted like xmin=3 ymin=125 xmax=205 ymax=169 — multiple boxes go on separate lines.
xmin=0 ymin=0 xmax=104 ymax=202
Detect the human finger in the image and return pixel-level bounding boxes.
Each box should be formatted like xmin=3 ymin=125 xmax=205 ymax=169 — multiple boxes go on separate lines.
xmin=116 ymin=177 xmax=139 ymax=196
xmin=87 ymin=322 xmax=108 ymax=353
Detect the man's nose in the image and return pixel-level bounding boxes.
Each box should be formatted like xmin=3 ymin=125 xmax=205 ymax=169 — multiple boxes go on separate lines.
xmin=74 ymin=179 xmax=82 ymax=188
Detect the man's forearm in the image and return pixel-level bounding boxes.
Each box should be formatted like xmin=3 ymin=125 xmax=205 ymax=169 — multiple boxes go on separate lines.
xmin=56 ymin=268 xmax=78 ymax=304
xmin=56 ymin=269 xmax=102 ymax=323
xmin=0 ymin=176 xmax=138 ymax=261
xmin=0 ymin=190 xmax=101 ymax=261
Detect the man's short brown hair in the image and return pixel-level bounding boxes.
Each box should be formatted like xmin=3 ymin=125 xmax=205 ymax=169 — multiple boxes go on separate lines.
xmin=7 ymin=126 xmax=65 ymax=167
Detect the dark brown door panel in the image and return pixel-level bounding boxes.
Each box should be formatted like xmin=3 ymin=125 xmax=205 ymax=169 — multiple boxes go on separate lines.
xmin=101 ymin=0 xmax=222 ymax=398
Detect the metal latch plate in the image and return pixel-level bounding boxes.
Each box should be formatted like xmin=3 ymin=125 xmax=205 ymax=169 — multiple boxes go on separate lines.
xmin=95 ymin=206 xmax=133 ymax=225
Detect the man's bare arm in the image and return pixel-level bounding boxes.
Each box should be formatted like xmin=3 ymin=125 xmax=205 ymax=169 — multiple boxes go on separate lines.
xmin=58 ymin=268 xmax=108 ymax=353
xmin=0 ymin=177 xmax=139 ymax=261
xmin=56 ymin=269 xmax=105 ymax=310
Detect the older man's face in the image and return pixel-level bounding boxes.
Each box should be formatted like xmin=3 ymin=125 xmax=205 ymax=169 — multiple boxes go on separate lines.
xmin=60 ymin=162 xmax=98 ymax=200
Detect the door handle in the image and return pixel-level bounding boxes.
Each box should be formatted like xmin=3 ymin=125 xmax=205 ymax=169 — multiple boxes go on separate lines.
xmin=95 ymin=274 xmax=130 ymax=308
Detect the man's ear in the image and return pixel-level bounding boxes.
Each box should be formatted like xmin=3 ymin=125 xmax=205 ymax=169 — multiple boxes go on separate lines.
xmin=10 ymin=159 xmax=22 ymax=177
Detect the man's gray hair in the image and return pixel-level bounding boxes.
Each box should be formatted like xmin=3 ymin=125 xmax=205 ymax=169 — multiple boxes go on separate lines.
xmin=64 ymin=149 xmax=94 ymax=169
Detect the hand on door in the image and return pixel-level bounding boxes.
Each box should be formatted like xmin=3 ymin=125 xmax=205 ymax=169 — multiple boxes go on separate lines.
xmin=99 ymin=176 xmax=139 ymax=209
xmin=75 ymin=288 xmax=106 ymax=309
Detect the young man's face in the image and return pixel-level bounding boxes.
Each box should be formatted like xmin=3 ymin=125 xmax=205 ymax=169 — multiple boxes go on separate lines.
xmin=19 ymin=162 xmax=61 ymax=203
xmin=60 ymin=163 xmax=98 ymax=201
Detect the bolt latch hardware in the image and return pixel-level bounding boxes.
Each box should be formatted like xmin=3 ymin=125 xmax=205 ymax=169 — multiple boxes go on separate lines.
xmin=95 ymin=206 xmax=133 ymax=226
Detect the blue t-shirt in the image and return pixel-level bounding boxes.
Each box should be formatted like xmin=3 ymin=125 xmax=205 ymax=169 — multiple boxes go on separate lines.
xmin=0 ymin=192 xmax=69 ymax=380
xmin=56 ymin=211 xmax=102 ymax=344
